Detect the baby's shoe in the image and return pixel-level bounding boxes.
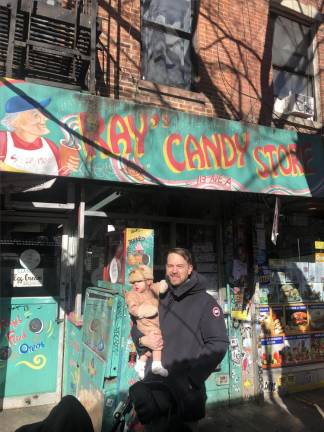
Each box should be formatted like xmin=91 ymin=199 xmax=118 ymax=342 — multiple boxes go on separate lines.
xmin=152 ymin=361 xmax=168 ymax=377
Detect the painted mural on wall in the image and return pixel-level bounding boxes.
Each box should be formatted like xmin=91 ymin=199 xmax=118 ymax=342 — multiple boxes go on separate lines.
xmin=0 ymin=299 xmax=59 ymax=397
xmin=1 ymin=78 xmax=324 ymax=196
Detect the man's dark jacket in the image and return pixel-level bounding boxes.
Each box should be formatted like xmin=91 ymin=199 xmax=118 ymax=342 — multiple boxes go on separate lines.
xmin=131 ymin=271 xmax=229 ymax=420
xmin=159 ymin=271 xmax=228 ymax=386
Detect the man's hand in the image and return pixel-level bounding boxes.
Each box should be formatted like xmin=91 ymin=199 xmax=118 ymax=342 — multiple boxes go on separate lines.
xmin=141 ymin=331 xmax=163 ymax=351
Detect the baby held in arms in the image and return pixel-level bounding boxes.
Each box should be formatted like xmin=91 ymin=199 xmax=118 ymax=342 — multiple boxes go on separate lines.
xmin=125 ymin=266 xmax=168 ymax=379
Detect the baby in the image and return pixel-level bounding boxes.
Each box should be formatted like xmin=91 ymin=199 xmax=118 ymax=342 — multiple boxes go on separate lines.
xmin=125 ymin=266 xmax=168 ymax=379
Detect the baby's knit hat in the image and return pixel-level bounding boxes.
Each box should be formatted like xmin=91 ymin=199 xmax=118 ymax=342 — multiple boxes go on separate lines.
xmin=138 ymin=264 xmax=153 ymax=281
xmin=128 ymin=268 xmax=146 ymax=283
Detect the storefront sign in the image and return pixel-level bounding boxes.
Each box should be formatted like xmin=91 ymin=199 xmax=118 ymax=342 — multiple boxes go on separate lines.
xmin=124 ymin=228 xmax=154 ymax=289
xmin=1 ymin=79 xmax=324 ymax=196
xmin=315 ymin=253 xmax=324 ymax=263
xmin=315 ymin=241 xmax=324 ymax=250
xmin=19 ymin=249 xmax=41 ymax=270
xmin=11 ymin=268 xmax=43 ymax=287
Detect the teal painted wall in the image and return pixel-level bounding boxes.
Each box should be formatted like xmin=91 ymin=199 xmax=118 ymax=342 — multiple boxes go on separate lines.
xmin=62 ymin=317 xmax=83 ymax=397
xmin=0 ymin=297 xmax=59 ymax=397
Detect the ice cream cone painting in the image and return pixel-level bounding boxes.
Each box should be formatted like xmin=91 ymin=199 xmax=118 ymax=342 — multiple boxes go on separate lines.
xmin=124 ymin=229 xmax=154 ymax=286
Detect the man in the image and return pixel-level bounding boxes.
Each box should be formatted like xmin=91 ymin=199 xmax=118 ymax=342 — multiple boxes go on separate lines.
xmin=0 ymin=95 xmax=79 ymax=175
xmin=131 ymin=247 xmax=229 ymax=431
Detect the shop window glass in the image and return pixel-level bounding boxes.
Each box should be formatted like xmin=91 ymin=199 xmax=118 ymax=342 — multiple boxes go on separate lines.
xmin=175 ymin=223 xmax=219 ymax=292
xmin=271 ymin=14 xmax=315 ymax=115
xmin=0 ymin=222 xmax=62 ymax=298
xmin=141 ymin=0 xmax=194 ymax=89
xmin=259 ymin=210 xmax=324 ymax=369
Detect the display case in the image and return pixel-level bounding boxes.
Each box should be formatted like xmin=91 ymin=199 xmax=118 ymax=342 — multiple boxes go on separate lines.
xmin=254 ymin=213 xmax=324 ymax=394
xmin=258 ymin=265 xmax=324 ymax=370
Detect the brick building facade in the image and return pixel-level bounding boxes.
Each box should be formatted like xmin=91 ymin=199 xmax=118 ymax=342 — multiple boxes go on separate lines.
xmin=95 ymin=0 xmax=324 ymax=132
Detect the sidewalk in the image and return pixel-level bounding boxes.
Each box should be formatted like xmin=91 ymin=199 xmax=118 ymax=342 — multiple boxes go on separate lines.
xmin=0 ymin=403 xmax=54 ymax=432
xmin=201 ymin=388 xmax=324 ymax=432
xmin=1 ymin=388 xmax=324 ymax=432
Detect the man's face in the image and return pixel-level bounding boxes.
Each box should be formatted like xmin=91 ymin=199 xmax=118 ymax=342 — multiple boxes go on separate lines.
xmin=11 ymin=109 xmax=49 ymax=139
xmin=166 ymin=252 xmax=193 ymax=287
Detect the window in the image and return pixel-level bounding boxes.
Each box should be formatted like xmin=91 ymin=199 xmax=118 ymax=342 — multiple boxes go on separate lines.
xmin=141 ymin=0 xmax=194 ymax=90
xmin=1 ymin=0 xmax=98 ymax=92
xmin=271 ymin=14 xmax=315 ymax=116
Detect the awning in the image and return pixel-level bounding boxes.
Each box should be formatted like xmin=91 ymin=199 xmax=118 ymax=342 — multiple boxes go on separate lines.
xmin=1 ymin=78 xmax=323 ymax=197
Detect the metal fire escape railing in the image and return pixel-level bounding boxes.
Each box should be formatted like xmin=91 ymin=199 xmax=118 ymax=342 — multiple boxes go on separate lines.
xmin=0 ymin=0 xmax=99 ymax=93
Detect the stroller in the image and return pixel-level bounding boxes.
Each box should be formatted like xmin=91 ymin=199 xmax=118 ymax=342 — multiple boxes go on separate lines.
xmin=110 ymin=396 xmax=133 ymax=432
xmin=110 ymin=377 xmax=200 ymax=432
xmin=13 ymin=394 xmax=134 ymax=432
xmin=15 ymin=378 xmax=199 ymax=432
xmin=110 ymin=378 xmax=176 ymax=432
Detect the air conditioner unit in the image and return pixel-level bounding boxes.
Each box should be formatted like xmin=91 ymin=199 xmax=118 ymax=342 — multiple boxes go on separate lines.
xmin=285 ymin=93 xmax=314 ymax=118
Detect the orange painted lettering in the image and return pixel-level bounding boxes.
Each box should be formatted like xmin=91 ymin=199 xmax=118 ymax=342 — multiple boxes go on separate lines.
xmin=288 ymin=144 xmax=304 ymax=176
xmin=263 ymin=144 xmax=279 ymax=177
xmin=234 ymin=132 xmax=249 ymax=167
xmin=163 ymin=133 xmax=185 ymax=173
xmin=185 ymin=134 xmax=206 ymax=170
xmin=201 ymin=134 xmax=221 ymax=169
xmin=253 ymin=147 xmax=270 ymax=179
xmin=277 ymin=144 xmax=291 ymax=176
xmin=107 ymin=115 xmax=132 ymax=156
xmin=126 ymin=114 xmax=149 ymax=157
xmin=221 ymin=134 xmax=236 ymax=168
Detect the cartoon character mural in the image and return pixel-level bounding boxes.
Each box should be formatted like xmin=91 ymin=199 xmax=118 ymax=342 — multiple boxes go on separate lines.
xmin=0 ymin=95 xmax=79 ymax=175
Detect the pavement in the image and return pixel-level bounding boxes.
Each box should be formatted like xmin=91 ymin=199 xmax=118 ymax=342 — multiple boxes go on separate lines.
xmin=201 ymin=388 xmax=324 ymax=432
xmin=1 ymin=388 xmax=324 ymax=432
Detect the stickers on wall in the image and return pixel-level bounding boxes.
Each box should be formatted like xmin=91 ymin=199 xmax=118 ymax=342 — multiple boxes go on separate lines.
xmin=109 ymin=257 xmax=119 ymax=284
xmin=12 ymin=268 xmax=43 ymax=287
xmin=19 ymin=249 xmax=41 ymax=269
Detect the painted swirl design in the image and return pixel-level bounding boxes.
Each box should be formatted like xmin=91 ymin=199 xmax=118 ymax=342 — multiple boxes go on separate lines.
xmin=16 ymin=355 xmax=47 ymax=370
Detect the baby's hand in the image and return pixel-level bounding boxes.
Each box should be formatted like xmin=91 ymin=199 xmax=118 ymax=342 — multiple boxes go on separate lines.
xmin=158 ymin=280 xmax=168 ymax=294
xmin=138 ymin=304 xmax=158 ymax=319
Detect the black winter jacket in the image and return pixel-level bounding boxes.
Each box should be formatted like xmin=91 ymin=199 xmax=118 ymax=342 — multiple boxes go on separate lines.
xmin=15 ymin=395 xmax=94 ymax=432
xmin=132 ymin=271 xmax=229 ymax=388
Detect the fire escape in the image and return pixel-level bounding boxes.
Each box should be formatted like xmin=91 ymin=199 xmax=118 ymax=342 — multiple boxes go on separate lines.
xmin=0 ymin=0 xmax=99 ymax=93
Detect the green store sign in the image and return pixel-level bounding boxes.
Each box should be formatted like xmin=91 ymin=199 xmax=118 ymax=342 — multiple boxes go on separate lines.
xmin=1 ymin=78 xmax=323 ymax=197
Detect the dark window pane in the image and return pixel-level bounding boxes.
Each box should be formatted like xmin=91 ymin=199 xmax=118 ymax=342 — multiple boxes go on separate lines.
xmin=141 ymin=0 xmax=193 ymax=89
xmin=142 ymin=0 xmax=192 ymax=32
xmin=141 ymin=27 xmax=191 ymax=88
xmin=273 ymin=49 xmax=310 ymax=73
xmin=273 ymin=16 xmax=311 ymax=55
xmin=272 ymin=16 xmax=311 ymax=72
xmin=273 ymin=69 xmax=312 ymax=98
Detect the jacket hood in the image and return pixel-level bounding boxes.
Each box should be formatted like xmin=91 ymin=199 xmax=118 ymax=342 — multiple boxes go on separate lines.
xmin=168 ymin=271 xmax=206 ymax=299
